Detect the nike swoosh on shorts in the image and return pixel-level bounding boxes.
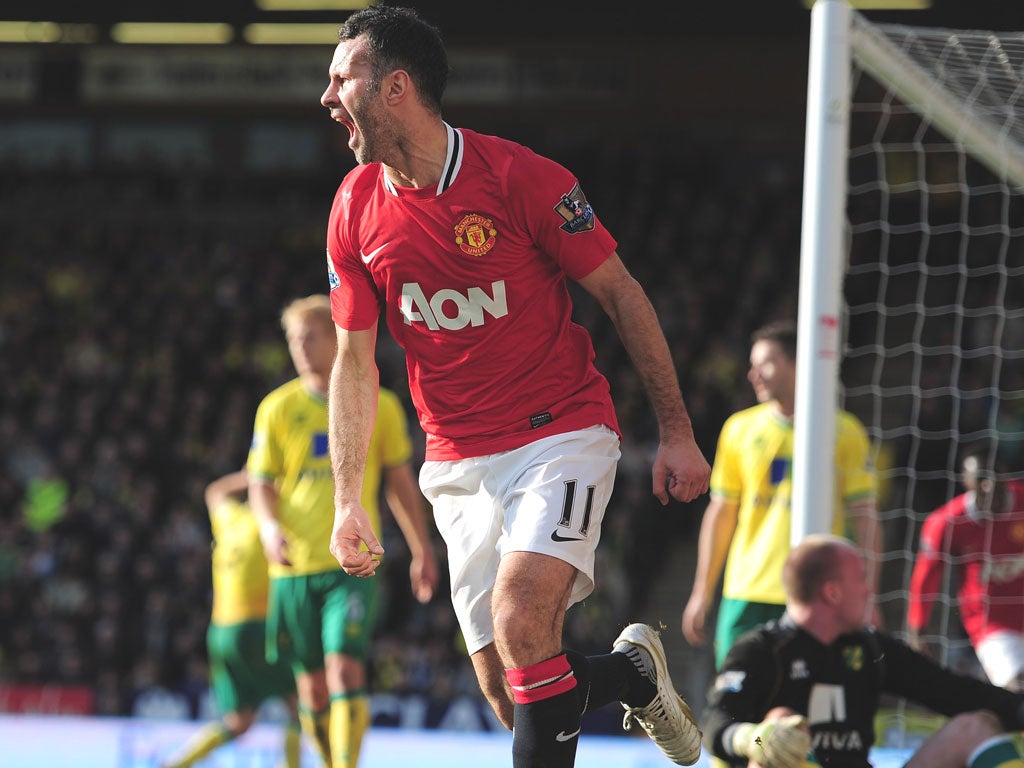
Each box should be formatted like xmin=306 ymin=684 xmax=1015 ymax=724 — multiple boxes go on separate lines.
xmin=550 ymin=530 xmax=584 ymax=543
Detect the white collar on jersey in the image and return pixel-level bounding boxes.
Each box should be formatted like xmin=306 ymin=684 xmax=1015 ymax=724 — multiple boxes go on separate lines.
xmin=382 ymin=121 xmax=464 ymax=198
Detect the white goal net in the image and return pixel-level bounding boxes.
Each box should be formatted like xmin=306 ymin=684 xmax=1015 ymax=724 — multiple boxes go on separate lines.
xmin=800 ymin=1 xmax=1024 ymax=743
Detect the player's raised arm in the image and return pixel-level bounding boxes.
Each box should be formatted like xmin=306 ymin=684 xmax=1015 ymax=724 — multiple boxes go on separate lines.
xmin=577 ymin=252 xmax=710 ymax=504
xmin=204 ymin=468 xmax=248 ymax=511
xmin=328 ymin=321 xmax=384 ymax=576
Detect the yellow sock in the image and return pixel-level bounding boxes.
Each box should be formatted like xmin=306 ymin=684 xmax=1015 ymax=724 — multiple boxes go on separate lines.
xmin=298 ymin=706 xmax=332 ymax=767
xmin=968 ymin=734 xmax=1024 ymax=768
xmin=282 ymin=719 xmax=302 ymax=768
xmin=163 ymin=723 xmax=233 ymax=768
xmin=329 ymin=692 xmax=370 ymax=768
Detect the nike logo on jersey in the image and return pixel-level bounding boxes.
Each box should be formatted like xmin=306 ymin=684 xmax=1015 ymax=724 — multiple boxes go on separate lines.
xmin=555 ymin=728 xmax=581 ymax=742
xmin=551 ymin=530 xmax=584 ymax=543
xmin=360 ymin=242 xmax=390 ymax=264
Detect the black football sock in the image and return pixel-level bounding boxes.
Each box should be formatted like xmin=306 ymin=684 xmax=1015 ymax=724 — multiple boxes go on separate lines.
xmin=568 ymin=647 xmax=656 ymax=710
xmin=564 ymin=649 xmax=638 ymax=714
xmin=506 ymin=654 xmax=581 ymax=768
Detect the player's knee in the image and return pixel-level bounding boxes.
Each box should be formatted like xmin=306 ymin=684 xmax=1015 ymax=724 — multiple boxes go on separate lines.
xmin=947 ymin=710 xmax=1002 ymax=745
xmin=492 ymin=604 xmax=559 ymax=661
xmin=295 ymin=670 xmax=330 ymax=711
xmin=326 ymin=652 xmax=365 ymax=692
xmin=491 ymin=604 xmax=521 ymax=650
xmin=224 ymin=709 xmax=255 ymax=736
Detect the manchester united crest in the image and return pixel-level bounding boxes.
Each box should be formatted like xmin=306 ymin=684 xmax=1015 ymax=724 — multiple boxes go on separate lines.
xmin=455 ymin=213 xmax=497 ymax=256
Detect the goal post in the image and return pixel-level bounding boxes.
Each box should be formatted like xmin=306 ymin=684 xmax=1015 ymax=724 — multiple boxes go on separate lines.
xmin=795 ymin=0 xmax=1024 ymax=543
xmin=793 ymin=0 xmax=853 ymax=545
xmin=795 ymin=0 xmax=1024 ymax=686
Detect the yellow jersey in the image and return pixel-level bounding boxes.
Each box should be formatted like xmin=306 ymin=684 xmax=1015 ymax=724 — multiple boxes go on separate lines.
xmin=209 ymin=497 xmax=270 ymax=625
xmin=248 ymin=380 xmax=412 ymax=578
xmin=711 ymin=402 xmax=876 ymax=604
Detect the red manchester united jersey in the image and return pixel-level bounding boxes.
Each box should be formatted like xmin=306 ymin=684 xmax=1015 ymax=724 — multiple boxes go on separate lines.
xmin=908 ymin=480 xmax=1024 ymax=646
xmin=327 ymin=124 xmax=620 ymax=460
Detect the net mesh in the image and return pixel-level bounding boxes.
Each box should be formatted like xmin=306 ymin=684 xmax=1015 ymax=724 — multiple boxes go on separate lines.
xmin=842 ymin=20 xmax=1024 ymax=702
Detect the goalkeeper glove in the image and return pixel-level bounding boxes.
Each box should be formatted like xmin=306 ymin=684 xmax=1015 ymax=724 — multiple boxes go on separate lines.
xmin=731 ymin=715 xmax=811 ymax=768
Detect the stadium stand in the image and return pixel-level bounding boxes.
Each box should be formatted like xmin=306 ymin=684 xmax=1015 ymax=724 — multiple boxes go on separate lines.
xmin=0 ymin=140 xmax=805 ymax=723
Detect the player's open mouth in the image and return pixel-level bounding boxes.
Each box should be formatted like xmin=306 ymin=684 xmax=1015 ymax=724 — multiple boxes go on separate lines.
xmin=332 ymin=115 xmax=357 ymax=145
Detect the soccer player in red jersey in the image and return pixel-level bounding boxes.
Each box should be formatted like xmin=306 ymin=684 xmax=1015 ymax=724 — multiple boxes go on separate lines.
xmin=319 ymin=5 xmax=710 ymax=767
xmin=908 ymin=447 xmax=1024 ymax=692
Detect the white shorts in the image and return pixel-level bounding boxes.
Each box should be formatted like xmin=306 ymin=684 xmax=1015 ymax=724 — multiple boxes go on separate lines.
xmin=420 ymin=425 xmax=620 ymax=655
xmin=975 ymin=630 xmax=1024 ymax=688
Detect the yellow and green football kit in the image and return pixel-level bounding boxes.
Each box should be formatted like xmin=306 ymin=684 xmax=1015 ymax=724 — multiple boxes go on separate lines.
xmin=163 ymin=498 xmax=299 ymax=768
xmin=711 ymin=402 xmax=876 ymax=666
xmin=248 ymin=381 xmax=411 ymax=578
xmin=208 ymin=497 xmax=295 ymax=712
xmin=248 ymin=381 xmax=413 ymax=768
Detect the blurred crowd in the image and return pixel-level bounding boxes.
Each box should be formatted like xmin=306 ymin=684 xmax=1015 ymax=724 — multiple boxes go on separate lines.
xmin=2 ymin=127 xmax=1014 ymax=720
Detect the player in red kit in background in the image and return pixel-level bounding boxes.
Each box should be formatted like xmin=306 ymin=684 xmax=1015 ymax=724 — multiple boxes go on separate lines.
xmin=318 ymin=4 xmax=710 ymax=768
xmin=908 ymin=446 xmax=1024 ymax=692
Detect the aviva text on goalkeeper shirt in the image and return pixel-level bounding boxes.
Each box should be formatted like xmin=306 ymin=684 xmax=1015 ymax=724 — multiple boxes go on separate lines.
xmin=703 ymin=534 xmax=1024 ymax=768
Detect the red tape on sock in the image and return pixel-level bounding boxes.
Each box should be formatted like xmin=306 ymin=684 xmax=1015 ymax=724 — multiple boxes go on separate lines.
xmin=505 ymin=654 xmax=577 ymax=704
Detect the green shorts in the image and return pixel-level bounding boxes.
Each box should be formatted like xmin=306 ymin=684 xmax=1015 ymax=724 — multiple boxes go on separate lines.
xmin=715 ymin=597 xmax=786 ymax=668
xmin=267 ymin=568 xmax=379 ymax=673
xmin=207 ymin=620 xmax=295 ymax=714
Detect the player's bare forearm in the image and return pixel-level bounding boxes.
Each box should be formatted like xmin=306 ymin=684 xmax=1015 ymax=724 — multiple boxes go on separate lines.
xmin=848 ymin=498 xmax=884 ymax=626
xmin=693 ymin=497 xmax=739 ymax=600
xmin=328 ymin=324 xmax=386 ymax=574
xmin=384 ymin=464 xmax=439 ymax=602
xmin=328 ymin=324 xmax=379 ymax=507
xmin=849 ymin=498 xmax=882 ymax=590
xmin=204 ymin=469 xmax=248 ymax=510
xmin=586 ymin=260 xmax=692 ymax=437
xmin=384 ymin=465 xmax=434 ymax=560
xmin=683 ymin=496 xmax=738 ymax=644
xmin=248 ymin=479 xmax=290 ymax=565
xmin=578 ymin=254 xmax=710 ymax=501
xmin=248 ymin=477 xmax=276 ymax=524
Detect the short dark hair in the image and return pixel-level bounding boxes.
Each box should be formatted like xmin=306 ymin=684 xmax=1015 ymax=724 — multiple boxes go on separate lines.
xmin=338 ymin=3 xmax=449 ymax=114
xmin=751 ymin=319 xmax=797 ymax=362
xmin=783 ymin=534 xmax=851 ymax=604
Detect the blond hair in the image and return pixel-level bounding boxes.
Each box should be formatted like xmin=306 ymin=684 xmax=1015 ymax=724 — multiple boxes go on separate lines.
xmin=280 ymin=295 xmax=333 ymax=334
